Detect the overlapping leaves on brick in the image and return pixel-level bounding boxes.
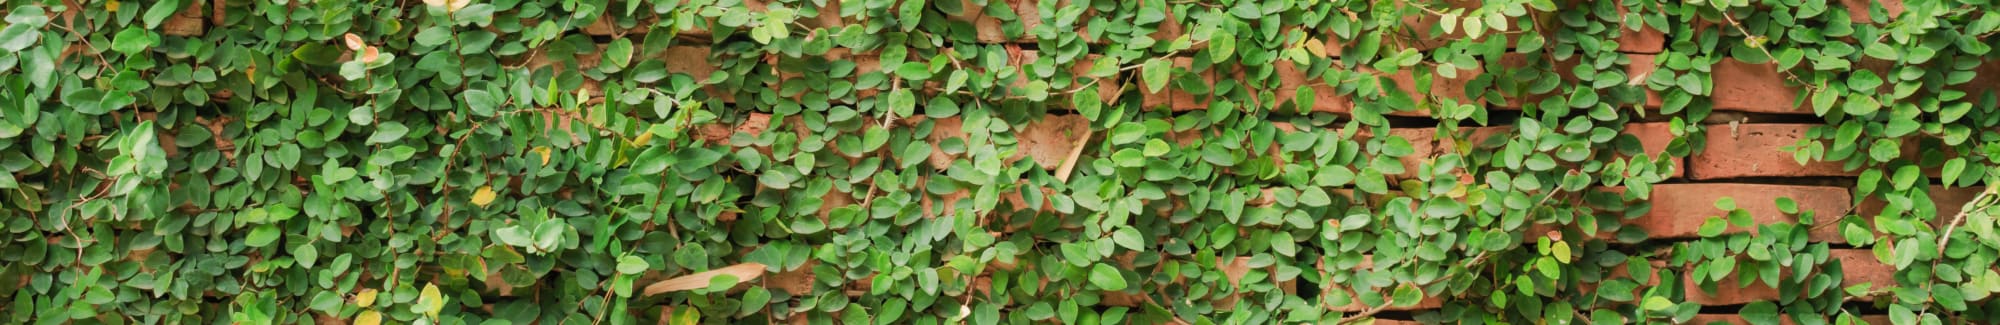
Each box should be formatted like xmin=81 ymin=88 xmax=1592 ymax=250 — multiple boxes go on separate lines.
xmin=0 ymin=0 xmax=1997 ymax=324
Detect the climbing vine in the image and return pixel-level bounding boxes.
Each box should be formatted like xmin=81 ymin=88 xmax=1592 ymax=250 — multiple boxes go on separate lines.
xmin=0 ymin=0 xmax=1997 ymax=324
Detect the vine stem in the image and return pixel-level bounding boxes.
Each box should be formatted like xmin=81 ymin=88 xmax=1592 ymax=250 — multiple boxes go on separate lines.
xmin=1935 ymin=186 xmax=1998 ymax=254
xmin=1717 ymin=11 xmax=1817 ymax=94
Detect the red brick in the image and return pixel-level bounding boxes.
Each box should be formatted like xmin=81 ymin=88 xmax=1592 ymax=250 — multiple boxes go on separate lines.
xmin=1272 ymin=62 xmax=1357 ymax=114
xmin=580 ymin=15 xmax=656 ymax=36
xmin=1710 ymin=59 xmax=1813 ymax=114
xmin=161 ymin=1 xmax=206 ymax=37
xmin=1690 ymin=124 xmax=1855 ymax=179
xmin=1629 ymin=184 xmax=1852 ymax=240
xmin=1608 ymin=0 xmax=1666 ymax=53
xmin=1842 ymin=0 xmax=1905 ymax=23
xmin=954 ymin=0 xmax=1061 ymax=43
xmin=1684 ymin=249 xmax=1891 ymax=305
xmin=1140 ymin=57 xmax=1218 ymax=111
xmin=1623 ymin=122 xmax=1686 ymax=178
xmin=1011 ymin=115 xmax=1090 ymax=170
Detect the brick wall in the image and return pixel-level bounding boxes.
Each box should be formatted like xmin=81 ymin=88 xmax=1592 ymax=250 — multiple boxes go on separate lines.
xmin=342 ymin=0 xmax=1959 ymax=323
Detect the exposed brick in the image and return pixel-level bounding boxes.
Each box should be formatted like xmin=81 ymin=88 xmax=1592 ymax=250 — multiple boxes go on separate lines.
xmin=1690 ymin=124 xmax=1855 ymax=179
xmin=1608 ymin=1 xmax=1666 ymax=53
xmin=1380 ymin=65 xmax=1483 ymax=114
xmin=580 ymin=15 xmax=656 ymax=36
xmin=1623 ymin=122 xmax=1686 ymax=178
xmin=1628 ymin=184 xmax=1852 ymax=240
xmin=1010 ymin=115 xmax=1091 ymax=170
xmin=160 ymin=1 xmax=206 ymax=37
xmin=1272 ymin=62 xmax=1356 ymax=114
xmin=763 ymin=260 xmax=816 ymax=295
xmin=1684 ymin=249 xmax=1891 ymax=305
xmin=1010 ymin=51 xmax=1119 ymax=102
xmin=923 ymin=116 xmax=968 ymax=169
xmin=956 ymin=0 xmax=1058 ymax=43
xmin=661 ymin=45 xmax=720 ymax=78
xmin=1841 ymin=0 xmax=1905 ymax=23
xmin=1140 ymin=57 xmax=1218 ymax=111
xmin=1710 ymin=59 xmax=1815 ymax=114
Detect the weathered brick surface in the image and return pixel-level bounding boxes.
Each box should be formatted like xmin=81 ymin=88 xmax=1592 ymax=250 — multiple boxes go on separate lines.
xmin=1690 ymin=124 xmax=1855 ymax=179
xmin=1709 ymin=59 xmax=1813 ymax=114
xmin=161 ymin=1 xmax=206 ymax=37
xmin=1628 ymin=184 xmax=1852 ymax=240
xmin=954 ymin=0 xmax=1057 ymax=43
xmin=1842 ymin=0 xmax=1906 ymax=23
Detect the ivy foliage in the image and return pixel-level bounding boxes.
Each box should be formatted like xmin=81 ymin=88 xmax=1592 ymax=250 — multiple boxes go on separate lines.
xmin=1 ymin=0 xmax=1999 ymax=324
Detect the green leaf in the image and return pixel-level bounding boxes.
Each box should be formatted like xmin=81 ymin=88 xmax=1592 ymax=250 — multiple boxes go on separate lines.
xmin=888 ymin=89 xmax=917 ymax=118
xmin=1739 ymin=301 xmax=1780 ymax=325
xmin=705 ymin=274 xmax=742 ymax=293
xmin=1391 ymin=284 xmax=1423 ymax=307
xmin=617 ymin=256 xmax=650 ymax=274
xmin=142 ymin=0 xmax=182 ymax=28
xmin=0 ymin=24 xmax=41 ymax=53
xmin=1141 ymin=59 xmax=1171 ymax=93
xmin=674 ymin=147 xmax=727 ymax=172
xmin=1089 ymin=263 xmax=1127 ymax=291
xmin=1698 ymin=217 xmax=1728 ymax=237
xmin=367 ymin=122 xmax=410 ymax=144
xmin=1891 ymin=165 xmax=1920 ymax=191
xmin=1111 ymin=227 xmax=1144 ymax=250
xmin=605 ymin=38 xmax=634 ymax=68
xmin=897 ymin=62 xmax=932 ymax=81
xmin=1271 ymin=232 xmax=1297 ymax=256
xmin=1209 ymin=34 xmax=1235 ymax=61
xmin=293 ymin=244 xmax=319 ymax=268
xmin=110 ymin=27 xmax=154 ymax=54
xmin=1676 ymin=73 xmax=1704 ymax=95
xmin=1776 ymin=197 xmax=1798 ymax=214
xmin=246 ymin=224 xmax=281 ymax=247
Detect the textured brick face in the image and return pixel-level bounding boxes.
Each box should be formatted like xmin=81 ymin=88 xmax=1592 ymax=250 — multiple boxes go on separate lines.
xmin=1690 ymin=124 xmax=1855 ymax=179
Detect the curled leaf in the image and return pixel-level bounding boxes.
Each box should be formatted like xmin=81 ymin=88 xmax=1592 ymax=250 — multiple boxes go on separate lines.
xmin=642 ymin=263 xmax=767 ymax=296
xmin=343 ymin=33 xmax=365 ymax=51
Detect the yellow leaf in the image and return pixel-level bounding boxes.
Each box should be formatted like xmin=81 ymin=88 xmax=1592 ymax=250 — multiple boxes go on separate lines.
xmin=470 ymin=186 xmax=497 ymax=207
xmin=630 ymin=132 xmax=654 ymax=147
xmin=354 ymin=311 xmax=382 ymax=325
xmin=106 ymin=0 xmax=120 ymax=12
xmin=419 ymin=283 xmax=446 ymax=318
xmin=422 ymin=0 xmax=471 ymax=12
xmin=354 ymin=289 xmax=378 ymax=308
xmin=533 ymin=146 xmax=552 ymax=166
